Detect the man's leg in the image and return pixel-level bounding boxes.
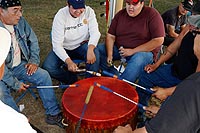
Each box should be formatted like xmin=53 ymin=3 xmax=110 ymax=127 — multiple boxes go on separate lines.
xmin=98 ymin=44 xmax=120 ymax=75
xmin=70 ymin=43 xmax=101 ymax=77
xmin=13 ymin=62 xmax=64 ymax=128
xmin=136 ymin=64 xmax=181 ymax=127
xmin=0 ymin=81 xmax=19 ymax=112
xmin=121 ymin=52 xmax=153 ymax=83
xmin=42 ymin=50 xmax=77 ymax=84
xmin=137 ymin=64 xmax=181 ymax=106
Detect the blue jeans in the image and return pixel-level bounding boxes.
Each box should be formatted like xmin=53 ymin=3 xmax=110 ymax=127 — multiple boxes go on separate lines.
xmin=98 ymin=44 xmax=153 ymax=82
xmin=137 ymin=64 xmax=182 ymax=106
xmin=42 ymin=43 xmax=100 ymax=82
xmin=0 ymin=61 xmax=61 ymax=115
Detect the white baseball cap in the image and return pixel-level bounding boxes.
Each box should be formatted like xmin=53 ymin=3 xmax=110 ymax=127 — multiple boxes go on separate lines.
xmin=0 ymin=27 xmax=11 ymax=67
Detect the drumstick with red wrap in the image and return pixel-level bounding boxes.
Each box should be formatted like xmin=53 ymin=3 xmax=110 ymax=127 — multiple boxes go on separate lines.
xmin=102 ymin=70 xmax=154 ymax=94
xmin=28 ymin=84 xmax=78 ymax=89
xmin=94 ymin=82 xmax=146 ymax=110
xmin=75 ymin=85 xmax=94 ymax=133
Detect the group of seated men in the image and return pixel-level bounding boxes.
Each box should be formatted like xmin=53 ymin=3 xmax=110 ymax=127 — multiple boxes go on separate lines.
xmin=0 ymin=0 xmax=200 ymax=132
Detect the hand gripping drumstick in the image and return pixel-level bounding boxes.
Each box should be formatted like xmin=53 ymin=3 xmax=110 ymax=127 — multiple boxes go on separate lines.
xmin=28 ymin=84 xmax=78 ymax=89
xmin=94 ymin=82 xmax=146 ymax=110
xmin=75 ymin=85 xmax=94 ymax=133
xmin=102 ymin=70 xmax=154 ymax=94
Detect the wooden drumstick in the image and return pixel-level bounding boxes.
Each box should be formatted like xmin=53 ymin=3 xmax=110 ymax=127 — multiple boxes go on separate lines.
xmin=76 ymin=69 xmax=102 ymax=77
xmin=94 ymin=82 xmax=146 ymax=110
xmin=102 ymin=70 xmax=154 ymax=94
xmin=75 ymin=85 xmax=94 ymax=133
xmin=76 ymin=68 xmax=86 ymax=72
xmin=28 ymin=84 xmax=78 ymax=89
xmin=86 ymin=70 xmax=102 ymax=77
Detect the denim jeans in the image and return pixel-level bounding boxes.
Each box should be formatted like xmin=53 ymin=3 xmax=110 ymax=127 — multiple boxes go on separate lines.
xmin=98 ymin=44 xmax=153 ymax=82
xmin=0 ymin=61 xmax=61 ymax=115
xmin=137 ymin=64 xmax=182 ymax=106
xmin=42 ymin=42 xmax=100 ymax=83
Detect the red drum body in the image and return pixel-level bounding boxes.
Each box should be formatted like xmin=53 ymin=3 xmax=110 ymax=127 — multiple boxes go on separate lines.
xmin=62 ymin=77 xmax=138 ymax=133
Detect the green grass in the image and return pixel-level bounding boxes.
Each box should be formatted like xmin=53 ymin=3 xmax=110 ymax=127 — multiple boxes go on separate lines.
xmin=20 ymin=0 xmax=178 ymax=63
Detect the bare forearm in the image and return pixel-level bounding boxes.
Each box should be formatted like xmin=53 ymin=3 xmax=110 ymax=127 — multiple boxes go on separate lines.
xmin=155 ymin=29 xmax=187 ymax=66
xmin=106 ymin=33 xmax=115 ymax=58
xmin=168 ymin=30 xmax=179 ymax=38
xmin=132 ymin=37 xmax=164 ymax=54
xmin=194 ymin=35 xmax=200 ymax=72
xmin=88 ymin=44 xmax=95 ymax=51
xmin=166 ymin=86 xmax=176 ymax=96
xmin=155 ymin=47 xmax=175 ymax=66
xmin=196 ymin=61 xmax=200 ymax=72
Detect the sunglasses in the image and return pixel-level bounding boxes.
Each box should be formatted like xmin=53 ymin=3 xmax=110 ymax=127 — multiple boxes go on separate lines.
xmin=126 ymin=0 xmax=140 ymax=5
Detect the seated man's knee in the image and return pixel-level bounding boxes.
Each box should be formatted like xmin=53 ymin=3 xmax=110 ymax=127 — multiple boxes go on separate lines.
xmin=130 ymin=52 xmax=153 ymax=66
xmin=42 ymin=51 xmax=60 ymax=70
xmin=38 ymin=68 xmax=52 ymax=81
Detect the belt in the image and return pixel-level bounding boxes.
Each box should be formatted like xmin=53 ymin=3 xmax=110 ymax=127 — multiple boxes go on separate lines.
xmin=80 ymin=40 xmax=89 ymax=45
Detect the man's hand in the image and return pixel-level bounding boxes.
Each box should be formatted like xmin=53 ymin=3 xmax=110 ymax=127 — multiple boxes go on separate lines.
xmin=18 ymin=82 xmax=29 ymax=92
xmin=65 ymin=58 xmax=78 ymax=72
xmin=107 ymin=56 xmax=113 ymax=67
xmin=144 ymin=105 xmax=160 ymax=118
xmin=87 ymin=45 xmax=96 ymax=64
xmin=119 ymin=47 xmax=134 ymax=57
xmin=151 ymin=87 xmax=169 ymax=101
xmin=113 ymin=124 xmax=132 ymax=133
xmin=144 ymin=63 xmax=159 ymax=73
xmin=25 ymin=63 xmax=38 ymax=76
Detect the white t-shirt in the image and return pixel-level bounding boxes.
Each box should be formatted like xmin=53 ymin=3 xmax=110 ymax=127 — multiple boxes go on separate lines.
xmin=0 ymin=100 xmax=36 ymax=133
xmin=4 ymin=25 xmax=21 ymax=67
xmin=52 ymin=6 xmax=101 ymax=62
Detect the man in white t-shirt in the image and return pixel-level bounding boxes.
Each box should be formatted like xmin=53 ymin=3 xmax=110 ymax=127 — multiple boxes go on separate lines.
xmin=42 ymin=0 xmax=101 ymax=83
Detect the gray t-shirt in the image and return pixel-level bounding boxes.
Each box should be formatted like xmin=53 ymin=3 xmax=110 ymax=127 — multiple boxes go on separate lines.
xmin=145 ymin=72 xmax=200 ymax=133
xmin=162 ymin=6 xmax=186 ymax=35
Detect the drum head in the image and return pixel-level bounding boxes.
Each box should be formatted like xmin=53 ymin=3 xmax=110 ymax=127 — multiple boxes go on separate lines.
xmin=62 ymin=77 xmax=138 ymax=129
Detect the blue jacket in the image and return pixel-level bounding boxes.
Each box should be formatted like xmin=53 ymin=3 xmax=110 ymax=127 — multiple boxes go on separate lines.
xmin=0 ymin=17 xmax=40 ymax=90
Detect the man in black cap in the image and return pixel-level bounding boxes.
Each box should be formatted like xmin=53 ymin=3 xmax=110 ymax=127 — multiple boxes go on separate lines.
xmin=161 ymin=0 xmax=193 ymax=64
xmin=0 ymin=0 xmax=65 ymax=128
xmin=162 ymin=0 xmax=193 ymax=46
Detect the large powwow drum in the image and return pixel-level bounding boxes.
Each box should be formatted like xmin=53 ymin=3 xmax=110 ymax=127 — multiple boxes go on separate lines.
xmin=62 ymin=77 xmax=138 ymax=133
